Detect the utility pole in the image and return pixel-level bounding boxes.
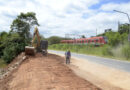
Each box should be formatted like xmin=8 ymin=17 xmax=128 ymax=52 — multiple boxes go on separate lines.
xmin=118 ymin=21 xmax=120 ymax=32
xmin=113 ymin=10 xmax=130 ymax=41
xmin=96 ymin=29 xmax=97 ymax=36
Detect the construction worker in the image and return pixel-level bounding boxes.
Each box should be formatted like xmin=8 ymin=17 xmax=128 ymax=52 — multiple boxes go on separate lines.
xmin=65 ymin=50 xmax=71 ymax=64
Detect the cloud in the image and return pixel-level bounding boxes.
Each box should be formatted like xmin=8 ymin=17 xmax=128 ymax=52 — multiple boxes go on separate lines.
xmin=0 ymin=0 xmax=130 ymax=38
xmin=100 ymin=2 xmax=130 ymax=12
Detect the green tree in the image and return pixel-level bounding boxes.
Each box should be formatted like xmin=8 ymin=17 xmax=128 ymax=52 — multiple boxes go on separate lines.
xmin=1 ymin=33 xmax=25 ymax=63
xmin=105 ymin=31 xmax=121 ymax=46
xmin=118 ymin=23 xmax=129 ymax=34
xmin=48 ymin=36 xmax=63 ymax=45
xmin=81 ymin=35 xmax=86 ymax=38
xmin=0 ymin=31 xmax=9 ymax=57
xmin=0 ymin=31 xmax=8 ymax=41
xmin=10 ymin=12 xmax=39 ymax=44
xmin=40 ymin=34 xmax=46 ymax=40
xmin=120 ymin=33 xmax=128 ymax=44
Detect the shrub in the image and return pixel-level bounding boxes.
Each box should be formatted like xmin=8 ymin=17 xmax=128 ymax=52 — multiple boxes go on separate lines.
xmin=122 ymin=44 xmax=130 ymax=59
xmin=2 ymin=38 xmax=25 ymax=63
xmin=2 ymin=44 xmax=17 ymax=63
xmin=2 ymin=43 xmax=25 ymax=63
xmin=0 ymin=42 xmax=4 ymax=57
xmin=102 ymin=46 xmax=113 ymax=56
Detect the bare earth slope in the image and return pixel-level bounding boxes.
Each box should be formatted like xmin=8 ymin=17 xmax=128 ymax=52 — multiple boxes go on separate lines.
xmin=5 ymin=53 xmax=100 ymax=90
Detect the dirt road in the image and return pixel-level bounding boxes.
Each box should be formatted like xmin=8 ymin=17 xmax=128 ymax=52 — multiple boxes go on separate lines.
xmin=2 ymin=53 xmax=100 ymax=90
xmin=49 ymin=51 xmax=130 ymax=90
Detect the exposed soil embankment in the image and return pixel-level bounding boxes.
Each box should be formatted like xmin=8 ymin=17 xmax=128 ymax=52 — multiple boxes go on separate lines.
xmin=0 ymin=53 xmax=100 ymax=90
xmin=0 ymin=52 xmax=26 ymax=90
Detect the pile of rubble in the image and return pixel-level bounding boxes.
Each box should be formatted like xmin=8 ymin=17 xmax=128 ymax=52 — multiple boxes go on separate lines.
xmin=0 ymin=53 xmax=26 ymax=80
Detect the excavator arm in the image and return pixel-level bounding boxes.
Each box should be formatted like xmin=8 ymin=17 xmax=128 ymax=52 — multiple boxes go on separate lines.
xmin=32 ymin=27 xmax=41 ymax=48
xmin=25 ymin=27 xmax=41 ymax=55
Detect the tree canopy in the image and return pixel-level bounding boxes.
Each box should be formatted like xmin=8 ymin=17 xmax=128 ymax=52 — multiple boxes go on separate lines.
xmin=48 ymin=36 xmax=64 ymax=45
xmin=10 ymin=12 xmax=39 ymax=43
xmin=118 ymin=23 xmax=129 ymax=34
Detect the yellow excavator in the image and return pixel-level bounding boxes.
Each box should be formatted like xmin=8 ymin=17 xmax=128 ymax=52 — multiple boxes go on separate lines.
xmin=25 ymin=27 xmax=48 ymax=55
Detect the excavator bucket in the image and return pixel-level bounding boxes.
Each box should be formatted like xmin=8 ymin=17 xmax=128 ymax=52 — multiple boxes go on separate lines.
xmin=25 ymin=46 xmax=35 ymax=55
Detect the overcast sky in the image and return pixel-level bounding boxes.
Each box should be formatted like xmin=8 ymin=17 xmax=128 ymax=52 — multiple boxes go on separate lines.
xmin=0 ymin=0 xmax=130 ymax=37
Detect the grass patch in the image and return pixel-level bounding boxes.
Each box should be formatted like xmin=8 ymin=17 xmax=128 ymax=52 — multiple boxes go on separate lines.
xmin=49 ymin=44 xmax=130 ymax=61
xmin=0 ymin=59 xmax=7 ymax=68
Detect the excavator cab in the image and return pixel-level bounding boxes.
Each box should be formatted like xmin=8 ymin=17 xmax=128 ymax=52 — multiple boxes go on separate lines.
xmin=40 ymin=40 xmax=48 ymax=55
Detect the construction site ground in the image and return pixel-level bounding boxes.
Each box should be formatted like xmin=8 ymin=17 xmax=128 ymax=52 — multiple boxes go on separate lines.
xmin=0 ymin=53 xmax=100 ymax=90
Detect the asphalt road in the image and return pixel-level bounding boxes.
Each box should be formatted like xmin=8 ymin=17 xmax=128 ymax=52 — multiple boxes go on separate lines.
xmin=49 ymin=50 xmax=130 ymax=72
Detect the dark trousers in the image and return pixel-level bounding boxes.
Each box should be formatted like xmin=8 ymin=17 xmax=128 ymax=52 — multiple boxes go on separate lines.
xmin=66 ymin=57 xmax=70 ymax=64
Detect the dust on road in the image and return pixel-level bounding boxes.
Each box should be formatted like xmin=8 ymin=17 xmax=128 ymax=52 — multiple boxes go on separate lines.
xmin=3 ymin=53 xmax=100 ymax=90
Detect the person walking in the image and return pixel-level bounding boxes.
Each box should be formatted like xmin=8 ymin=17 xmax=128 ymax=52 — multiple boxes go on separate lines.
xmin=65 ymin=50 xmax=71 ymax=64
